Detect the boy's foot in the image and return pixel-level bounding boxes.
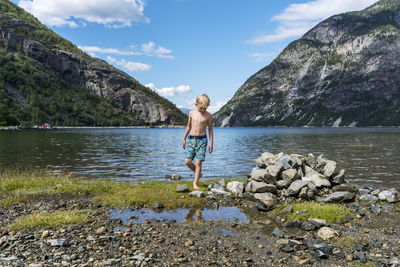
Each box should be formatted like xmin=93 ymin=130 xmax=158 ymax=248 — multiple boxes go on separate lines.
xmin=193 ymin=183 xmax=200 ymax=190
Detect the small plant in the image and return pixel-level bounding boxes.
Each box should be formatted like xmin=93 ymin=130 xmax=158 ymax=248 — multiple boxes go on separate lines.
xmin=7 ymin=210 xmax=93 ymax=231
xmin=284 ymin=202 xmax=353 ymax=223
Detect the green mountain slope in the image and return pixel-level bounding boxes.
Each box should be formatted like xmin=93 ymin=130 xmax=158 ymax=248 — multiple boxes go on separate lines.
xmin=214 ymin=0 xmax=400 ymax=127
xmin=0 ymin=0 xmax=187 ymax=126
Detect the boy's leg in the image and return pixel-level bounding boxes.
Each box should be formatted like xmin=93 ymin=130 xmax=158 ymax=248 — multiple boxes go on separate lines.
xmin=193 ymin=160 xmax=202 ymax=189
xmin=185 ymin=158 xmax=196 ymax=172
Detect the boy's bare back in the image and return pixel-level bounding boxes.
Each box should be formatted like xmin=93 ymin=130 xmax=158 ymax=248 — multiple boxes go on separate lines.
xmin=188 ymin=110 xmax=212 ymax=136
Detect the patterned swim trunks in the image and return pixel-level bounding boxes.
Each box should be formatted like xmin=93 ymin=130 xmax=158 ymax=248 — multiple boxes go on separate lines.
xmin=186 ymin=135 xmax=208 ymax=161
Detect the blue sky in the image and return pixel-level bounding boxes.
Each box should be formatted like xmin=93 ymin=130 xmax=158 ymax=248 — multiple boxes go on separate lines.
xmin=11 ymin=0 xmax=378 ymax=113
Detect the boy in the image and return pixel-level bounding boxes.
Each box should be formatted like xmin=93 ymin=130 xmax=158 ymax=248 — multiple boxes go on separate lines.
xmin=182 ymin=94 xmax=213 ymax=190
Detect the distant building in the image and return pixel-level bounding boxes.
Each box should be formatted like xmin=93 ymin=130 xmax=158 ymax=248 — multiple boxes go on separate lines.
xmin=42 ymin=123 xmax=52 ymax=129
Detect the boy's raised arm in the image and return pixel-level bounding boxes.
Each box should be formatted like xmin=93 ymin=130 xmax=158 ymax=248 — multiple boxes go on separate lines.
xmin=182 ymin=112 xmax=192 ymax=149
xmin=208 ymin=114 xmax=213 ymax=153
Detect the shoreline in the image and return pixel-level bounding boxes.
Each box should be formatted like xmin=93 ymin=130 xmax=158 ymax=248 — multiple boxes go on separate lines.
xmin=1 ymin=173 xmax=399 ymax=266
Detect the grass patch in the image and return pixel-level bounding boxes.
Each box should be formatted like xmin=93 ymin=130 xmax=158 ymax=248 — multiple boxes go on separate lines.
xmin=7 ymin=210 xmax=93 ymax=231
xmin=0 ymin=169 xmax=72 ymax=206
xmin=1 ymin=169 xmax=236 ymax=208
xmin=284 ymin=202 xmax=353 ymax=223
xmin=0 ymin=168 xmax=71 ymax=192
xmin=90 ymin=181 xmax=211 ymax=209
xmin=331 ymin=236 xmax=360 ymax=249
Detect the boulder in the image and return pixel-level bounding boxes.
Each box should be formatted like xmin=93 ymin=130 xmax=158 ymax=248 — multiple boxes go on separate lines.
xmin=359 ymin=194 xmax=378 ymax=202
xmin=276 ymin=179 xmax=290 ymax=189
xmin=189 ymin=191 xmax=205 ymax=198
xmin=208 ymin=181 xmax=225 ymax=191
xmin=226 ymin=181 xmax=244 ymax=194
xmin=323 ymin=191 xmax=355 ymax=203
xmin=208 ymin=188 xmax=230 ymax=198
xmin=331 ymin=169 xmax=345 ymax=184
xmin=287 ymin=180 xmax=309 ymax=196
xmin=266 ymin=163 xmax=283 ymax=180
xmin=306 ymin=154 xmax=317 ymax=168
xmin=303 ymin=166 xmax=331 ymax=187
xmin=176 ymin=184 xmax=189 ymax=193
xmin=299 ymin=187 xmax=308 ymax=199
xmin=332 ymin=183 xmax=355 ymax=192
xmin=322 ymin=160 xmax=336 ymax=177
xmin=250 ymin=168 xmax=269 ymax=182
xmin=260 ymin=152 xmax=275 ymax=163
xmin=254 ymin=193 xmax=277 ymax=210
xmin=281 ymin=169 xmax=298 ymax=183
xmin=378 ymin=189 xmax=399 ymax=203
xmin=245 ymin=181 xmax=277 ymax=193
xmin=278 ymin=155 xmax=293 ymax=170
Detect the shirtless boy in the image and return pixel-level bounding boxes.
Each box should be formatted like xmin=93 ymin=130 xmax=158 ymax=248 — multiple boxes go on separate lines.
xmin=182 ymin=94 xmax=213 ymax=190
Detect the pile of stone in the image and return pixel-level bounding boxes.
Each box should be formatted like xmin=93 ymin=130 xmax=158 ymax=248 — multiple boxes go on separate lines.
xmin=186 ymin=151 xmax=399 ymax=211
xmin=242 ymin=152 xmax=358 ymax=209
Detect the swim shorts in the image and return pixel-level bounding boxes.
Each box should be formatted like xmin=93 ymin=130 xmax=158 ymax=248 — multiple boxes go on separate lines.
xmin=185 ymin=135 xmax=208 ymax=161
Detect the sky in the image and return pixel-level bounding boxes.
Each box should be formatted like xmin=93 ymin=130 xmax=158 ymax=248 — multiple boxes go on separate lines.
xmin=10 ymin=0 xmax=379 ymax=113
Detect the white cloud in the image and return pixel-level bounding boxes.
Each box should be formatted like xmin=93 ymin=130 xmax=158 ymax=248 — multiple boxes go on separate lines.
xmin=207 ymin=101 xmax=227 ymax=114
xmin=248 ymin=0 xmax=378 ymax=44
xmin=79 ymin=42 xmax=173 ymax=59
xmin=145 ymin=83 xmax=191 ymax=97
xmin=18 ymin=0 xmax=149 ymax=28
xmin=141 ymin=42 xmax=174 ymax=59
xmin=250 ymin=52 xmax=277 ymax=62
xmin=107 ymin=56 xmax=151 ymax=72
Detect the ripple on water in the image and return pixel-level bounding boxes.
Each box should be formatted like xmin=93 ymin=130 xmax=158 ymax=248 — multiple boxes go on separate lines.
xmin=109 ymin=206 xmax=249 ymax=224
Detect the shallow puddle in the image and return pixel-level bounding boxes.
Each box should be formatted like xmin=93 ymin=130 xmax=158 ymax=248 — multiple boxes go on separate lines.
xmin=109 ymin=206 xmax=249 ymax=224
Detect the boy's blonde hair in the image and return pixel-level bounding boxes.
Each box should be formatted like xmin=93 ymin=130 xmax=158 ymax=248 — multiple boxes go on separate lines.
xmin=196 ymin=94 xmax=210 ymax=108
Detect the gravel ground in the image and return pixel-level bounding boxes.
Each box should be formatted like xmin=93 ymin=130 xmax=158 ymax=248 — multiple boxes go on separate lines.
xmin=1 ymin=194 xmax=400 ymax=266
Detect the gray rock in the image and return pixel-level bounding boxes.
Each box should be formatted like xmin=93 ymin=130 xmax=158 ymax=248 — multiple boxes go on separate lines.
xmin=245 ymin=181 xmax=277 ymax=193
xmin=323 ymin=191 xmax=355 ymax=203
xmin=378 ymin=189 xmax=399 ymax=203
xmin=359 ymin=194 xmax=378 ymax=202
xmin=170 ymin=174 xmax=182 ymax=180
xmin=47 ymin=238 xmax=66 ymax=247
xmin=279 ymin=205 xmax=293 ymax=215
xmin=250 ymin=168 xmax=269 ymax=182
xmin=308 ymin=218 xmax=328 ymax=227
xmin=287 ymin=180 xmax=309 ymax=195
xmin=331 ymin=169 xmax=345 ymax=184
xmin=219 ymin=179 xmax=226 ymax=187
xmin=306 ymin=154 xmax=317 ymax=168
xmin=208 ymin=181 xmax=225 ymax=191
xmin=266 ymin=163 xmax=283 ymax=179
xmin=303 ymin=166 xmax=331 ymax=187
xmin=278 ymin=155 xmax=293 ymax=170
xmin=276 ymin=179 xmax=290 ymax=189
xmin=302 ymin=221 xmax=318 ymax=231
xmin=333 ymin=183 xmax=355 ymax=192
xmin=207 ymin=189 xmax=230 ymax=198
xmin=296 ymin=209 xmax=308 ymax=215
xmin=226 ymin=181 xmax=244 ymax=194
xmin=322 ymin=160 xmax=336 ymax=177
xmin=256 ymin=202 xmax=270 ymax=212
xmin=176 ymin=184 xmax=189 ymax=193
xmin=356 ymin=188 xmax=371 ymax=195
xmin=254 ymin=193 xmax=277 ymax=210
xmin=96 ymin=226 xmax=107 ymax=235
xmin=281 ymin=169 xmax=298 ymax=183
xmin=189 ymin=190 xmax=205 ymax=198
xmin=298 ymin=187 xmax=308 ymax=199
xmin=0 ymin=256 xmax=18 ymax=262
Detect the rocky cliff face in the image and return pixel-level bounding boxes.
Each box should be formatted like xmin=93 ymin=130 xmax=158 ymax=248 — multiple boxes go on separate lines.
xmin=215 ymin=0 xmax=400 ymax=127
xmin=0 ymin=1 xmax=186 ymax=125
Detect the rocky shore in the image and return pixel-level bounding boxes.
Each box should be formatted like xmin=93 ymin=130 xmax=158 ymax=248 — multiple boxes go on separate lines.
xmin=1 ymin=152 xmax=400 ymax=266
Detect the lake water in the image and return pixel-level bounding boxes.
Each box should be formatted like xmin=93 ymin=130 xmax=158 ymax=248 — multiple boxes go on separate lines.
xmin=1 ymin=127 xmax=400 ymax=186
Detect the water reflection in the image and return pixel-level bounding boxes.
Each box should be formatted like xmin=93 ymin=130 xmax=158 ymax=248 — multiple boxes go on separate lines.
xmin=1 ymin=127 xmax=400 ymax=186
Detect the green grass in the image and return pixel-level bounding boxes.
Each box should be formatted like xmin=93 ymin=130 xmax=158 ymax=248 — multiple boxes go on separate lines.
xmin=282 ymin=202 xmax=353 ymax=223
xmin=7 ymin=210 xmax=93 ymax=231
xmin=1 ymin=169 xmax=240 ymax=209
xmin=331 ymin=236 xmax=360 ymax=249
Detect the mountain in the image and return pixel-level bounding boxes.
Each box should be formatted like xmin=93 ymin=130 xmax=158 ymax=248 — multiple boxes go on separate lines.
xmin=0 ymin=0 xmax=187 ymax=126
xmin=214 ymin=0 xmax=400 ymax=127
